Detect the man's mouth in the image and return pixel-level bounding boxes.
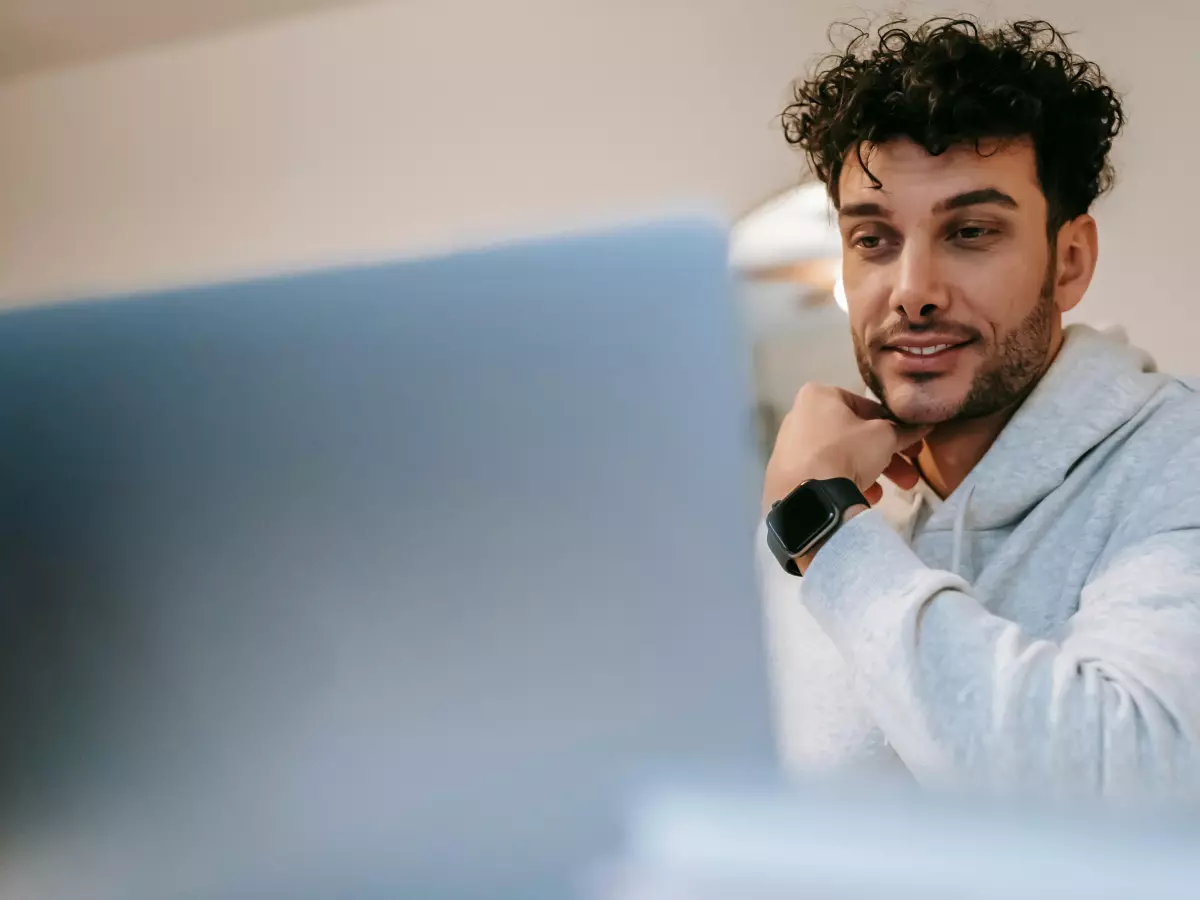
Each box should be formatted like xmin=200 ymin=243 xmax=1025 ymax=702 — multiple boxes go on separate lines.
xmin=880 ymin=337 xmax=977 ymax=370
xmin=889 ymin=340 xmax=973 ymax=357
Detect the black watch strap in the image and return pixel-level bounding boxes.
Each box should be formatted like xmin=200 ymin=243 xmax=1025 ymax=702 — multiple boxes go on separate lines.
xmin=819 ymin=477 xmax=869 ymax=512
xmin=766 ymin=477 xmax=867 ymax=577
xmin=766 ymin=523 xmax=803 ymax=576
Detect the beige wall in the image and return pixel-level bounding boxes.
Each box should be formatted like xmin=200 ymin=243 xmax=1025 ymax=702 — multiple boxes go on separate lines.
xmin=0 ymin=0 xmax=1194 ymax=369
xmin=0 ymin=0 xmax=836 ymax=303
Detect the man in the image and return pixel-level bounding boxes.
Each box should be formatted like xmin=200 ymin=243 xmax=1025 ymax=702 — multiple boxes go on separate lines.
xmin=759 ymin=17 xmax=1200 ymax=798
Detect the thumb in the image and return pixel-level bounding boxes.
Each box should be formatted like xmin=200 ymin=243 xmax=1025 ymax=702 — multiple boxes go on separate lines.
xmin=837 ymin=389 xmax=889 ymax=420
xmin=892 ymin=423 xmax=932 ymax=451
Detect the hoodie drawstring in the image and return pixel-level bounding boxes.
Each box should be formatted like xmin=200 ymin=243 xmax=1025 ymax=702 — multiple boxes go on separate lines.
xmin=950 ymin=484 xmax=975 ymax=578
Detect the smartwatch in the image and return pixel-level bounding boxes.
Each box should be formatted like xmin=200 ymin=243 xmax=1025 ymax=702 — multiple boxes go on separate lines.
xmin=765 ymin=477 xmax=868 ymax=576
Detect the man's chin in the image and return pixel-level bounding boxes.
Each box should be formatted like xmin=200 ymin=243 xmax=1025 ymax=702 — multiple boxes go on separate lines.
xmin=881 ymin=388 xmax=967 ymax=426
xmin=893 ymin=409 xmax=957 ymax=427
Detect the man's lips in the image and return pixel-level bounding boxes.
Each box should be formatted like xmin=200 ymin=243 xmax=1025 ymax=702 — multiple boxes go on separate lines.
xmin=879 ymin=337 xmax=977 ymax=370
xmin=880 ymin=335 xmax=976 ymax=354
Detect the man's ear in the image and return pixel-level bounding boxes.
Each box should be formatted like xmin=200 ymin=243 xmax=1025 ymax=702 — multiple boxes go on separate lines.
xmin=1053 ymin=214 xmax=1098 ymax=314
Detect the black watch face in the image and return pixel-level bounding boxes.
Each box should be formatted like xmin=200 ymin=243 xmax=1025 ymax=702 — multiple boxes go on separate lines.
xmin=769 ymin=482 xmax=838 ymax=555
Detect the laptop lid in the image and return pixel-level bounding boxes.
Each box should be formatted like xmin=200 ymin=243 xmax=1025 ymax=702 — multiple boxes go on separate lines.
xmin=0 ymin=218 xmax=775 ymax=899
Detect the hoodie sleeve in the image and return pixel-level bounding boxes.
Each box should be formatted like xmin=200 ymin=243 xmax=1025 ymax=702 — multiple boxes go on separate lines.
xmin=801 ymin=506 xmax=1200 ymax=797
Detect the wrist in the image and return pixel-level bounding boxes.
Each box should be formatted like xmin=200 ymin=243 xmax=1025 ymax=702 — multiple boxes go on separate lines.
xmin=794 ymin=503 xmax=868 ymax=575
xmin=794 ymin=456 xmax=853 ymax=486
xmin=763 ymin=461 xmax=853 ymax=517
xmin=764 ymin=478 xmax=870 ymax=577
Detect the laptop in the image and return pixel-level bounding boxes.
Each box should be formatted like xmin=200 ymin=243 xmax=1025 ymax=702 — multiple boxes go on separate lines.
xmin=0 ymin=219 xmax=776 ymax=900
xmin=595 ymin=778 xmax=1200 ymax=900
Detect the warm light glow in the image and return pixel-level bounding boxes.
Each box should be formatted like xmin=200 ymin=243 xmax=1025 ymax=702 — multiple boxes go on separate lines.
xmin=833 ymin=271 xmax=848 ymax=314
xmin=730 ymin=183 xmax=841 ymax=271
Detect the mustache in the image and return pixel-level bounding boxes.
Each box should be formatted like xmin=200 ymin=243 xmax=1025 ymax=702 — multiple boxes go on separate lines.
xmin=868 ymin=321 xmax=982 ymax=351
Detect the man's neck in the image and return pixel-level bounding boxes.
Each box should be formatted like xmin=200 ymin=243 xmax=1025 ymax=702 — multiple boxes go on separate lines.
xmin=916 ymin=328 xmax=1065 ymax=499
xmin=916 ymin=409 xmax=1016 ymax=499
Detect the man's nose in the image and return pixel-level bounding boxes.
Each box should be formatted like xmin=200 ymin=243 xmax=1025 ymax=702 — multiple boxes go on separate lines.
xmin=891 ymin=244 xmax=948 ymax=322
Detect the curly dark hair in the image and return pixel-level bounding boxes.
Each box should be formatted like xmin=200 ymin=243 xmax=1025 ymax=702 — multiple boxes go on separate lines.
xmin=781 ymin=17 xmax=1125 ymax=231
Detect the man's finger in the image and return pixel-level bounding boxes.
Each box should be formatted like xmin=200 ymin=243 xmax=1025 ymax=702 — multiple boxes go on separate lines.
xmin=863 ymin=481 xmax=884 ymax=505
xmin=865 ymin=418 xmax=930 ymax=455
xmin=893 ymin=424 xmax=932 ymax=451
xmin=836 ymin=389 xmax=889 ymax=420
xmin=882 ymin=453 xmax=921 ymax=490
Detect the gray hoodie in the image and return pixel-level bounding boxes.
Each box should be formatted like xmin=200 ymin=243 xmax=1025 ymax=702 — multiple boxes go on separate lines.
xmin=760 ymin=324 xmax=1200 ymax=798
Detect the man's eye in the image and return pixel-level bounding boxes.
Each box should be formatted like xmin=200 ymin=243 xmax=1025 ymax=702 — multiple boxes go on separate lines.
xmin=955 ymin=226 xmax=993 ymax=241
xmin=854 ymin=234 xmax=883 ymax=250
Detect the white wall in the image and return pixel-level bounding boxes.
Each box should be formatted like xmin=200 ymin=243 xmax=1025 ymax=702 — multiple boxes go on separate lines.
xmin=0 ymin=0 xmax=1195 ymax=370
xmin=0 ymin=0 xmax=838 ymax=303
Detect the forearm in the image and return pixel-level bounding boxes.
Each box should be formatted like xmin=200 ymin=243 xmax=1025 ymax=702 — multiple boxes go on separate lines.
xmin=802 ymin=511 xmax=1200 ymax=795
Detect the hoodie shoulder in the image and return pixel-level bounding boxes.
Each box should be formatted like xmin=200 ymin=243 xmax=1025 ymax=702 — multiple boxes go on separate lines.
xmin=1133 ymin=375 xmax=1200 ymax=446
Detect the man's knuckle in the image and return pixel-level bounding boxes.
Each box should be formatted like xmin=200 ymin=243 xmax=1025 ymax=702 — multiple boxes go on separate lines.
xmin=795 ymin=381 xmax=830 ymax=403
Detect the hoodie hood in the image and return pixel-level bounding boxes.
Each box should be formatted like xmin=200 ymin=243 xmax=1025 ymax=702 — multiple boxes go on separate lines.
xmin=914 ymin=324 xmax=1167 ymax=535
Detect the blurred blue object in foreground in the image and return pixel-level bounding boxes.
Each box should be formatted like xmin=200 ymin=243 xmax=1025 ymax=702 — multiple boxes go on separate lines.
xmin=592 ymin=777 xmax=1200 ymax=900
xmin=0 ymin=216 xmax=774 ymax=899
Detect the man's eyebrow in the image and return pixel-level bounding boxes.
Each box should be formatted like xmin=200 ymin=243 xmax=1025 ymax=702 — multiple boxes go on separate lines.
xmin=837 ymin=188 xmax=1019 ymax=219
xmin=837 ymin=201 xmax=891 ymax=219
xmin=934 ymin=188 xmax=1019 ymax=213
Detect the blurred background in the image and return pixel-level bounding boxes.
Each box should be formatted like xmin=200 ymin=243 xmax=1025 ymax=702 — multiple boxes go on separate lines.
xmin=0 ymin=0 xmax=1194 ymax=460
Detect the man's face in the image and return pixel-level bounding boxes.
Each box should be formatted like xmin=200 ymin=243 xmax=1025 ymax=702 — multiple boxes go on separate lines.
xmin=838 ymin=137 xmax=1062 ymax=425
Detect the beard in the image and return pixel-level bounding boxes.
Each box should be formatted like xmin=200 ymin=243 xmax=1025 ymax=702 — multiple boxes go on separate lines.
xmin=853 ymin=264 xmax=1057 ymax=426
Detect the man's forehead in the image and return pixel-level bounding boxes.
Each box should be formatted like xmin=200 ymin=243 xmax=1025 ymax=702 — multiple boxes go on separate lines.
xmin=837 ymin=137 xmax=1041 ymax=209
